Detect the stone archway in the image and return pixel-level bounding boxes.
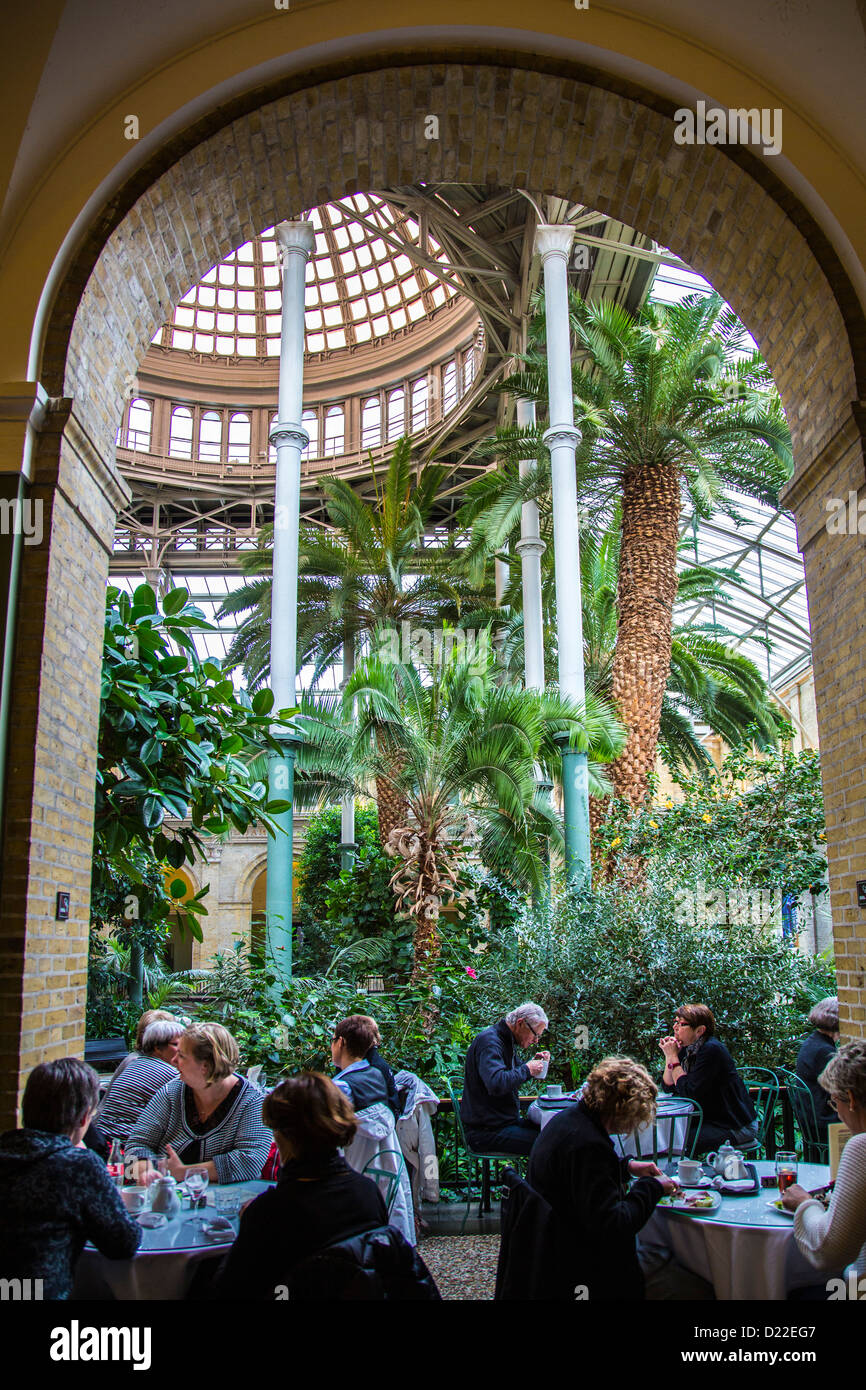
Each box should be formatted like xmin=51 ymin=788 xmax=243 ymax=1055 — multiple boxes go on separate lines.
xmin=3 ymin=59 xmax=865 ymax=1121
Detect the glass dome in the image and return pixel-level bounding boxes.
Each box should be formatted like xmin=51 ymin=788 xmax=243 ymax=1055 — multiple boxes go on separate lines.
xmin=153 ymin=193 xmax=457 ymax=359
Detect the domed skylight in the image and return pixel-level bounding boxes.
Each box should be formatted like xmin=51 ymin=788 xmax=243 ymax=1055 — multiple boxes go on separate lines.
xmin=153 ymin=193 xmax=457 ymax=358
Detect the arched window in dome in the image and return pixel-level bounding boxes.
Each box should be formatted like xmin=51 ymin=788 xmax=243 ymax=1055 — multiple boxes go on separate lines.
xmin=168 ymin=406 xmax=193 ymax=460
xmin=387 ymin=388 xmax=405 ymax=442
xmin=323 ymin=406 xmax=345 ymax=458
xmin=127 ymin=398 xmax=152 ymax=452
xmin=268 ymin=411 xmax=277 ymax=464
xmin=227 ymin=412 xmax=250 ymax=464
xmin=443 ymin=362 xmax=457 ymax=414
xmin=462 ymin=351 xmax=476 ymax=396
xmin=411 ymin=378 xmax=429 ymax=432
xmin=361 ymin=397 xmax=381 ymax=449
xmin=302 ymin=409 xmax=319 ymax=460
xmin=199 ymin=411 xmax=222 ymax=463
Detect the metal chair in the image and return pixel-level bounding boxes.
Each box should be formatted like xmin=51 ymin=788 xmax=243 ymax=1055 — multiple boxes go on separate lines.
xmin=615 ymin=1097 xmax=703 ymax=1165
xmin=442 ymin=1075 xmax=526 ymax=1233
xmin=774 ymin=1068 xmax=829 ymax=1163
xmin=361 ymin=1147 xmax=407 ymax=1216
xmin=740 ymin=1067 xmax=780 ymax=1157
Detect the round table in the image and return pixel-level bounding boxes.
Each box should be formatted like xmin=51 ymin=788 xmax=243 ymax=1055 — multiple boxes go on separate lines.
xmin=536 ymin=1095 xmax=692 ymax=1158
xmin=642 ymin=1160 xmax=831 ymax=1300
xmin=73 ymin=1181 xmax=272 ymax=1300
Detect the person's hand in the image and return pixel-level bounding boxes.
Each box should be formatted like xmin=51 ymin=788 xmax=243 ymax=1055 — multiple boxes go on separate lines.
xmin=132 ymin=1159 xmax=160 ymax=1187
xmin=164 ymin=1143 xmax=186 ymax=1182
xmin=629 ymin=1159 xmax=663 ymax=1179
xmin=527 ymin=1058 xmax=546 ymax=1078
xmin=659 ymin=1036 xmax=679 ymax=1063
xmin=654 ymin=1174 xmax=679 ymax=1195
xmin=781 ymin=1183 xmax=812 ymax=1211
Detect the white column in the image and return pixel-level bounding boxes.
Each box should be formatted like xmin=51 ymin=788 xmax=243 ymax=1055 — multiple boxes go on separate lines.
xmin=266 ymin=220 xmax=315 ymax=982
xmin=535 ymin=224 xmax=590 ymax=884
xmin=514 ymin=396 xmax=546 ymax=692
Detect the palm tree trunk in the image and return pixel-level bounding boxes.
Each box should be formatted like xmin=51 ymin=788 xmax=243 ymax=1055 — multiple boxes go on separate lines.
xmin=609 ymin=463 xmax=681 ymax=808
xmin=375 ymin=772 xmax=410 ymax=848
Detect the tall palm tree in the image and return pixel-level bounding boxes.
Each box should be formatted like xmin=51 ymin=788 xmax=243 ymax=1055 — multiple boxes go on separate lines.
xmin=459 ymin=290 xmax=792 ymax=809
xmin=296 ymin=648 xmax=624 ymax=976
xmin=220 ymin=437 xmax=492 ymax=844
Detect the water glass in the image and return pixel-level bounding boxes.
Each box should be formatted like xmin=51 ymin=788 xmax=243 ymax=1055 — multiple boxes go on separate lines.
xmin=185 ymin=1166 xmax=210 ymax=1225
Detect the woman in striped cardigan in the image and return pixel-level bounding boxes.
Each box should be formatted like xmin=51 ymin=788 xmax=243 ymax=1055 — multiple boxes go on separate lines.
xmin=125 ymin=1023 xmax=270 ymax=1184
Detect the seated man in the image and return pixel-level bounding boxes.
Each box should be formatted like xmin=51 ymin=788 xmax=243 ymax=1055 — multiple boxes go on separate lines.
xmin=331 ymin=1015 xmax=415 ymax=1245
xmin=460 ymin=1003 xmax=549 ymax=1157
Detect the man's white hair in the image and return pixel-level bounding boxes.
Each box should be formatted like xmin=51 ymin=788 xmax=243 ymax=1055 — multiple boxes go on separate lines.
xmin=505 ymin=1002 xmax=549 ymax=1030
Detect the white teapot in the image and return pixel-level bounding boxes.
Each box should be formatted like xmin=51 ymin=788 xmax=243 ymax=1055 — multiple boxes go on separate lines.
xmin=706 ymin=1142 xmax=747 ymax=1180
xmin=149 ymin=1174 xmax=182 ymax=1219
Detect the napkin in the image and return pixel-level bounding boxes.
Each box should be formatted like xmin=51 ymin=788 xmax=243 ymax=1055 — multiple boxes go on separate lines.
xmin=712 ymin=1175 xmax=752 ymax=1191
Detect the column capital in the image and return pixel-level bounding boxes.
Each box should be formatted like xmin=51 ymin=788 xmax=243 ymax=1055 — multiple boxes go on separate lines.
xmin=275 ymin=221 xmax=315 ymax=262
xmin=543 ymin=424 xmax=581 ymax=451
xmin=269 ymin=420 xmax=309 ymax=451
xmin=515 ymin=536 xmax=546 ymax=558
xmin=534 ymin=224 xmax=575 ymax=263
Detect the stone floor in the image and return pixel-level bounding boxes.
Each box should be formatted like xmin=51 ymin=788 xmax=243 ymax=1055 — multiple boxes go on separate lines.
xmin=419 ymin=1233 xmax=500 ymax=1300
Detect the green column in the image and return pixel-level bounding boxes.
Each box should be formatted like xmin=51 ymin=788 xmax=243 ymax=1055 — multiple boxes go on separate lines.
xmin=265 ymin=735 xmax=300 ymax=993
xmin=556 ymin=734 xmax=591 ymax=889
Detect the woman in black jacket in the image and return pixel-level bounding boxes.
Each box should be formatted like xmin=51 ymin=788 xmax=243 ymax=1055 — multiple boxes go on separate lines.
xmin=527 ymin=1057 xmax=677 ymax=1300
xmin=795 ymin=997 xmax=838 ymax=1133
xmin=659 ymin=1004 xmax=758 ymax=1153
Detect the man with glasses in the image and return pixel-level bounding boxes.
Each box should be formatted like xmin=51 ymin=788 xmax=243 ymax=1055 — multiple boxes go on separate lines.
xmin=460 ymin=1003 xmax=550 ymax=1157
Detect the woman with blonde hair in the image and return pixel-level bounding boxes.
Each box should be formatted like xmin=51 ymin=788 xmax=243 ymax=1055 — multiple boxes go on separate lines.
xmin=528 ymin=1057 xmax=677 ymax=1300
xmin=125 ymin=1022 xmax=271 ymax=1184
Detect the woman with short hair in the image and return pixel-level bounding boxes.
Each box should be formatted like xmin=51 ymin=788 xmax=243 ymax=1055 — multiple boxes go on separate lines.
xmin=0 ymin=1058 xmax=140 ymax=1299
xmin=97 ymin=1017 xmax=185 ymax=1148
xmin=796 ymin=997 xmax=839 ymax=1133
xmin=125 ymin=1022 xmax=270 ymax=1184
xmin=212 ymin=1073 xmax=389 ymax=1300
xmin=527 ymin=1057 xmax=677 ymax=1300
xmin=658 ymin=1004 xmax=758 ymax=1153
xmin=783 ymin=1039 xmax=866 ymax=1293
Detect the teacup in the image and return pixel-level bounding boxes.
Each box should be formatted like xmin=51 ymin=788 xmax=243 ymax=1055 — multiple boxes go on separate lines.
xmin=546 ymin=1084 xmax=564 ymax=1099
xmin=121 ymin=1186 xmax=148 ymax=1214
xmin=677 ymin=1158 xmax=701 ymax=1187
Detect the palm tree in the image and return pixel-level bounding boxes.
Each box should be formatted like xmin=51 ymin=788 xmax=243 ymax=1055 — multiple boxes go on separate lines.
xmin=220 ymin=437 xmax=492 ymax=844
xmin=296 ymin=648 xmax=624 ymax=976
xmin=459 ymin=290 xmax=792 ymax=809
xmin=495 ymin=522 xmax=782 ymax=783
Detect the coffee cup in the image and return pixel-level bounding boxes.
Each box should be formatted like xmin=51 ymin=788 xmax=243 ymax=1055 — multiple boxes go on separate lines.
xmin=677 ymin=1158 xmax=701 ymax=1186
xmin=121 ymin=1186 xmax=147 ymax=1214
xmin=546 ymin=1084 xmax=563 ymax=1099
xmin=536 ymin=1053 xmax=550 ymax=1079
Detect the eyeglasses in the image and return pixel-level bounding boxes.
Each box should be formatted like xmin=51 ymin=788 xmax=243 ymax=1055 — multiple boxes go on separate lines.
xmin=523 ymin=1020 xmax=543 ymax=1043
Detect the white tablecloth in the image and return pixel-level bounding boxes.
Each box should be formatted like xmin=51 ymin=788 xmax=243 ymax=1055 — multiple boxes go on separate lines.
xmin=537 ymin=1097 xmax=691 ymax=1158
xmin=642 ymin=1160 xmax=831 ymax=1300
xmin=73 ymin=1181 xmax=271 ymax=1300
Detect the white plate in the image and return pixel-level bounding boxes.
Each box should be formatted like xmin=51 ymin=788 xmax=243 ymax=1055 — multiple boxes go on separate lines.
xmin=658 ymin=1189 xmax=721 ymax=1214
xmin=766 ymin=1200 xmax=795 ymax=1217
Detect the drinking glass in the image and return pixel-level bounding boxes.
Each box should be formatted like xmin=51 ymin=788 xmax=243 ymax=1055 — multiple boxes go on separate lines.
xmin=775 ymin=1150 xmax=798 ymax=1194
xmin=185 ymin=1167 xmax=210 ymax=1227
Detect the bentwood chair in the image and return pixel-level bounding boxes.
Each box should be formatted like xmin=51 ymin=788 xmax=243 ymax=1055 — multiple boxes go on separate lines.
xmin=740 ymin=1067 xmax=780 ymax=1157
xmin=361 ymin=1148 xmax=407 ymax=1216
xmin=774 ymin=1068 xmax=829 ymax=1163
xmin=615 ymin=1097 xmax=704 ymax=1165
xmin=442 ymin=1075 xmax=525 ymax=1233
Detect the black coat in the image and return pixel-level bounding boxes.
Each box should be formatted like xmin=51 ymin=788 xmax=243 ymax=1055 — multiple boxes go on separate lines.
xmin=212 ymin=1152 xmax=388 ymax=1300
xmin=460 ymin=1019 xmax=530 ymax=1136
xmin=366 ymin=1047 xmax=401 ymax=1118
xmin=661 ymin=1036 xmax=756 ymax=1135
xmin=527 ymin=1101 xmax=664 ymax=1301
xmin=796 ymin=1030 xmax=837 ymax=1129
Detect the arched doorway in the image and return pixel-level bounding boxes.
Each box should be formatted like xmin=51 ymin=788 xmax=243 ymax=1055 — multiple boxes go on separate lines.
xmin=3 ymin=56 xmax=865 ymax=1120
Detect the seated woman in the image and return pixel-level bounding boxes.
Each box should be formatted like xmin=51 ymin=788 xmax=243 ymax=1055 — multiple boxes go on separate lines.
xmin=0 ymin=1058 xmax=141 ymax=1299
xmin=211 ymin=1072 xmax=388 ymax=1300
xmin=658 ymin=1003 xmax=758 ymax=1154
xmin=527 ymin=1057 xmax=678 ymax=1300
xmin=97 ymin=1017 xmax=184 ymax=1148
xmin=125 ymin=1022 xmax=271 ymax=1184
xmin=796 ymin=996 xmax=839 ymax=1134
xmin=783 ymin=1039 xmax=866 ymax=1296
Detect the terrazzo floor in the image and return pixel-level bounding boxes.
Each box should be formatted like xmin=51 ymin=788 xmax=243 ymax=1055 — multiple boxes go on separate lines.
xmin=419 ymin=1234 xmax=500 ymax=1300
